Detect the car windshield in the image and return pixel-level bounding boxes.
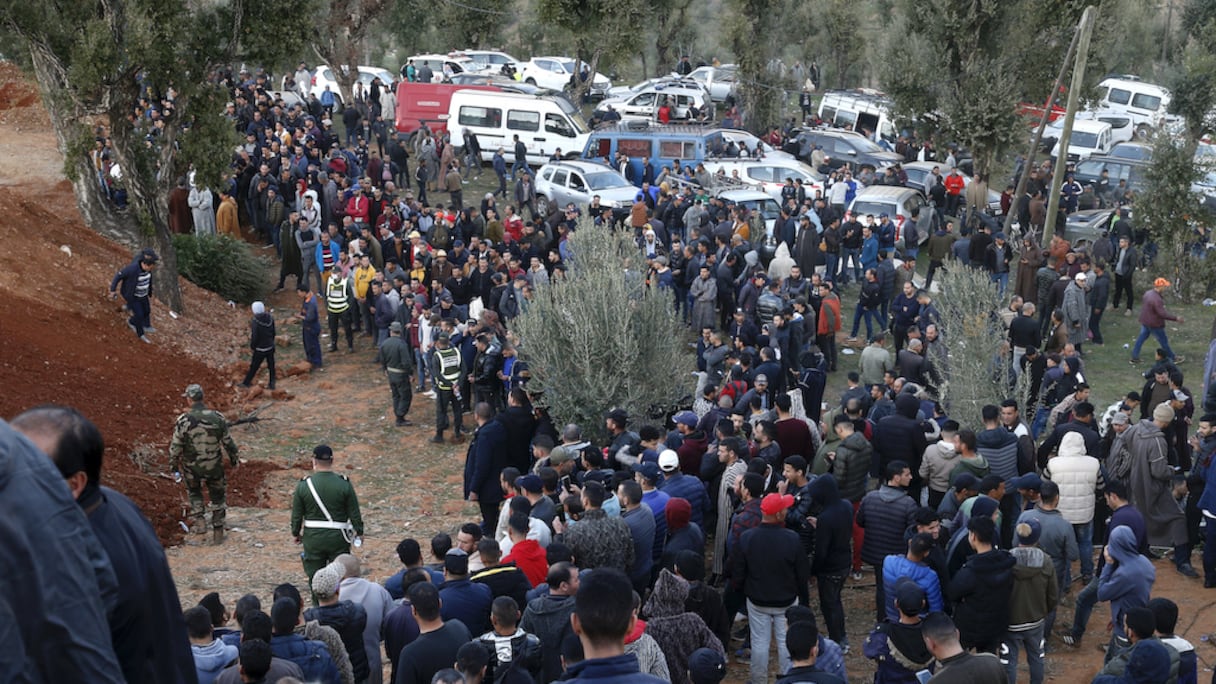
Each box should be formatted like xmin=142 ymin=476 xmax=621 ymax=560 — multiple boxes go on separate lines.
xmin=851 ymin=201 xmax=894 ymax=218
xmin=1072 ymin=132 xmax=1099 ymax=148
xmin=584 ymin=172 xmax=629 ymax=190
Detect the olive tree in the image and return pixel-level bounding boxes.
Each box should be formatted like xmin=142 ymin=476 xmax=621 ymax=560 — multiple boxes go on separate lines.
xmin=511 ymin=222 xmax=694 ymax=444
xmin=934 ymin=265 xmax=1014 ymax=429
xmin=1 ymin=0 xmax=308 ymax=310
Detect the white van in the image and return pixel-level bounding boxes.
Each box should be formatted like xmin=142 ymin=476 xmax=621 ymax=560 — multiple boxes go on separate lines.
xmin=817 ymin=89 xmax=899 ymax=144
xmin=1050 ymin=119 xmax=1114 ymax=162
xmin=447 ymin=90 xmax=590 ymax=166
xmin=1094 ymin=77 xmax=1173 ymax=134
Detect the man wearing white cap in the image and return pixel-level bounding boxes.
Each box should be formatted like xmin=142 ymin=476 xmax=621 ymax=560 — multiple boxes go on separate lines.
xmin=658 ymin=449 xmax=709 ymax=527
xmin=241 ymin=301 xmax=277 ymax=390
xmin=1062 ymin=271 xmax=1090 ymax=354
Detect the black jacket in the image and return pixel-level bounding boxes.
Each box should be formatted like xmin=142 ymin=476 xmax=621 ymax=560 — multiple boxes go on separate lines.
xmin=948 ymin=548 xmax=1016 ymax=650
xmin=304 ymin=599 xmax=370 ymax=682
xmin=498 ymin=406 xmax=538 ymax=475
xmin=471 ymin=563 xmax=533 ymax=618
xmin=733 ymin=523 xmax=811 ymax=607
xmin=808 ymin=475 xmax=854 ymax=575
xmin=250 ymin=313 xmax=276 ymax=352
xmin=464 ymin=418 xmax=509 ymax=503
xmin=871 ymin=394 xmax=928 ymax=478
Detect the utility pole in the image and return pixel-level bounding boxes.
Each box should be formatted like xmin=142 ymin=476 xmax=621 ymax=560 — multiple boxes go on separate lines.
xmin=1002 ymin=27 xmax=1081 ymax=236
xmin=1044 ymin=5 xmax=1098 ymax=243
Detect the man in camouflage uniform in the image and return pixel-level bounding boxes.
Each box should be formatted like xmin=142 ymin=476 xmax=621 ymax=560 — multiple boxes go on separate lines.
xmin=291 ymin=444 xmax=364 ymax=600
xmin=169 ymin=383 xmax=239 ymax=544
xmin=375 ymin=320 xmax=415 ymax=426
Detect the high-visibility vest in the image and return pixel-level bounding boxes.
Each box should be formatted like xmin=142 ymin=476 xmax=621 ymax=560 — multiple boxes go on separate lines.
xmin=326 ymin=277 xmax=350 ymax=313
xmin=433 ymin=347 xmax=461 ymax=389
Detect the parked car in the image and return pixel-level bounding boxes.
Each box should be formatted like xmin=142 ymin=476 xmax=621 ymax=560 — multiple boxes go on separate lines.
xmin=683 ymin=64 xmax=738 ymax=102
xmin=594 ymin=82 xmax=713 ymax=123
xmin=1072 ymin=156 xmax=1150 ymax=194
xmin=535 ymin=160 xmax=639 ymax=218
xmin=717 ymin=129 xmax=795 ymax=160
xmin=519 ymin=57 xmax=612 ymax=99
xmin=794 ymin=129 xmax=903 ymax=172
xmin=605 ymin=76 xmax=707 ymax=101
xmin=1063 ymin=209 xmax=1117 ymax=249
xmin=717 ymin=189 xmax=783 ymax=263
xmin=1108 ymin=141 xmax=1153 ymax=162
xmin=1039 ymin=113 xmax=1131 ymax=153
xmin=447 ymin=73 xmax=557 ymax=97
xmin=899 ymin=161 xmax=1002 ymax=215
xmin=456 ymin=50 xmax=520 ymax=76
xmin=700 ymin=159 xmax=824 ymax=201
xmin=310 ymin=65 xmax=395 ymax=111
xmin=844 ymin=186 xmax=928 ymax=250
xmin=1049 ymin=119 xmax=1114 ymax=162
xmin=403 ymin=54 xmax=473 ymax=83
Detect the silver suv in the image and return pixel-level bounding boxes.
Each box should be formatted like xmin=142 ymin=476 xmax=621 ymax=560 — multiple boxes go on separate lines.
xmin=535 ymin=161 xmax=640 ymax=217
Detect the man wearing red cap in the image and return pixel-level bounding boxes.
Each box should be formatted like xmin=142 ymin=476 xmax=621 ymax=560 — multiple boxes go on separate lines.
xmin=732 ymin=491 xmax=811 ymax=684
xmin=1131 ymin=277 xmax=1184 ymax=365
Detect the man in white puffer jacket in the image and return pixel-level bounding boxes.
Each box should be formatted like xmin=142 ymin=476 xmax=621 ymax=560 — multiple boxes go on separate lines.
xmin=1043 ymin=431 xmax=1104 ymax=584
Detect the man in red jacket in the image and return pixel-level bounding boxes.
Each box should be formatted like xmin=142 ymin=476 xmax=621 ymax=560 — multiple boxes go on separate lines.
xmin=1130 ymin=278 xmax=1184 ymax=365
xmin=502 ymin=514 xmax=547 ymax=587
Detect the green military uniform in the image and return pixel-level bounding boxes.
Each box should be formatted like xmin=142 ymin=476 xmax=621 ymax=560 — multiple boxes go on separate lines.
xmin=376 ymin=322 xmax=415 ymax=425
xmin=290 ymin=450 xmax=363 ymax=591
xmin=169 ymin=384 xmax=239 ymax=534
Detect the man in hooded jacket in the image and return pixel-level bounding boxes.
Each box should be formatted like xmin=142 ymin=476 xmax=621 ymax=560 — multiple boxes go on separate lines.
xmin=871 ymin=394 xmax=928 ymax=501
xmin=947 ymin=516 xmax=1016 ymax=654
xmin=241 ymin=301 xmax=277 ymax=389
xmin=1125 ymin=403 xmax=1197 ymax=577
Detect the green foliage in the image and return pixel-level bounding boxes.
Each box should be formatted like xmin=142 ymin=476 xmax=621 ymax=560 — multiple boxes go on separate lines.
xmin=798 ymin=0 xmax=865 ymax=90
xmin=934 ymin=266 xmax=1012 ymax=430
xmin=879 ymin=0 xmax=1084 ymax=175
xmin=1170 ymin=44 xmax=1216 ymax=140
xmin=173 ymin=234 xmax=271 ymax=304
xmin=1137 ymin=133 xmax=1210 ymax=296
xmin=726 ymin=0 xmax=782 ymax=133
xmin=511 ymin=222 xmax=694 ymax=444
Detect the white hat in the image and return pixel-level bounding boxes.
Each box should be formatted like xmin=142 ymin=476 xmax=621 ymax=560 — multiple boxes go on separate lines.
xmin=251 ymin=301 xmax=266 ymax=315
xmin=658 ymin=450 xmax=680 ymax=472
xmin=1074 ymin=272 xmax=1087 ymax=281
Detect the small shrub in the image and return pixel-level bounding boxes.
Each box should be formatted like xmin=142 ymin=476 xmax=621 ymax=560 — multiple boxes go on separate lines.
xmin=173 ymin=234 xmax=270 ymax=304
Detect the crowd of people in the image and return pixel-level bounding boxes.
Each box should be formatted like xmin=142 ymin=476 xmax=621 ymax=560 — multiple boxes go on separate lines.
xmin=50 ymin=61 xmax=1216 ymax=684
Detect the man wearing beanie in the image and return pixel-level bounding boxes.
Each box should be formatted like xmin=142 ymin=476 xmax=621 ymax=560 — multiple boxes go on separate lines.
xmin=686 ymin=647 xmax=726 ymax=684
xmin=1125 ymin=402 xmax=1198 ymax=577
xmin=241 ymin=301 xmax=277 ymax=389
xmin=1005 ymin=518 xmax=1057 ymax=684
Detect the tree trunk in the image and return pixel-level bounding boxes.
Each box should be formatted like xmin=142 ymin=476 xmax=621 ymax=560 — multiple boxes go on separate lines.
xmin=28 ymin=45 xmax=182 ymax=311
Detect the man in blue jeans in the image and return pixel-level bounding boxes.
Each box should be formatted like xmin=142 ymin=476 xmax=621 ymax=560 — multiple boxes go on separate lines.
xmin=734 ymin=492 xmax=811 ymax=684
xmin=1130 ymin=277 xmax=1185 ymax=364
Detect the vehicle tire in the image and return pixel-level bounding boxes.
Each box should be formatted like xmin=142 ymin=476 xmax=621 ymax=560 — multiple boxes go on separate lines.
xmin=333 ymin=95 xmax=344 ymax=113
xmin=1135 ymin=123 xmax=1152 ymax=139
xmin=525 ymin=78 xmax=537 ymax=85
xmin=536 ymin=194 xmax=550 ymax=217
